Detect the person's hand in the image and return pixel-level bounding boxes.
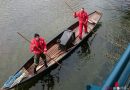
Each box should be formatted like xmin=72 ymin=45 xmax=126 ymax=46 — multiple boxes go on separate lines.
xmin=73 ymin=12 xmax=76 ymax=18
xmin=44 ymin=49 xmax=47 ymax=54
xmin=33 ymin=44 xmax=36 ymax=47
xmin=44 ymin=51 xmax=47 ymax=55
xmin=33 ymin=51 xmax=39 ymax=55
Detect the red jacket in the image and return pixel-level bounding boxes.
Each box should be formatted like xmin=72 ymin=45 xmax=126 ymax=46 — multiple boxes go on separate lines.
xmin=74 ymin=10 xmax=88 ymax=24
xmin=30 ymin=37 xmax=47 ymax=55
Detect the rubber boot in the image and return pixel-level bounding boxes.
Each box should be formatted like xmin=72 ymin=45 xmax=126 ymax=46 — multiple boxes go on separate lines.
xmin=44 ymin=60 xmax=48 ymax=68
xmin=34 ymin=65 xmax=37 ymax=74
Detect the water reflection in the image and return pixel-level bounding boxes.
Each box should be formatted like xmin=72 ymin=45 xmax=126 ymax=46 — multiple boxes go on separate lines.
xmin=93 ymin=22 xmax=102 ymax=31
xmin=41 ymin=74 xmax=55 ymax=90
xmin=121 ymin=10 xmax=130 ymax=20
xmin=15 ymin=72 xmax=60 ymax=90
xmin=81 ymin=41 xmax=91 ymax=54
xmin=41 ymin=71 xmax=61 ymax=90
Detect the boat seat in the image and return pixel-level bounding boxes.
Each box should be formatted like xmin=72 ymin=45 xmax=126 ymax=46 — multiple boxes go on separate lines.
xmin=88 ymin=19 xmax=97 ymax=24
xmin=58 ymin=30 xmax=75 ymax=51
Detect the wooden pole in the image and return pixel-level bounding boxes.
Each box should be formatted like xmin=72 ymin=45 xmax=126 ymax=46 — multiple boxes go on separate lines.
xmin=64 ymin=0 xmax=75 ymax=13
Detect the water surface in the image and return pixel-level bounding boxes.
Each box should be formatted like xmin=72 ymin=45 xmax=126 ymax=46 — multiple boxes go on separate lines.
xmin=0 ymin=0 xmax=130 ymax=90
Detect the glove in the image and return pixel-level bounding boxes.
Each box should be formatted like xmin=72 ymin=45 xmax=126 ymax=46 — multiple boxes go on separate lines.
xmin=33 ymin=51 xmax=40 ymax=55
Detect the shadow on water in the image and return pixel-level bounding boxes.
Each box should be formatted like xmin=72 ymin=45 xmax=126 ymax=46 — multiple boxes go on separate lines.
xmin=15 ymin=72 xmax=59 ymax=90
xmin=122 ymin=10 xmax=130 ymax=20
xmin=41 ymin=74 xmax=55 ymax=90
xmin=41 ymin=70 xmax=61 ymax=90
xmin=93 ymin=22 xmax=102 ymax=32
xmin=80 ymin=41 xmax=91 ymax=54
xmin=89 ymin=22 xmax=102 ymax=44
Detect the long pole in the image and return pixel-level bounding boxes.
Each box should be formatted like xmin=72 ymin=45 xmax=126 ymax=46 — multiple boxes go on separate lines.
xmin=17 ymin=32 xmax=63 ymax=67
xmin=64 ymin=0 xmax=75 ymax=13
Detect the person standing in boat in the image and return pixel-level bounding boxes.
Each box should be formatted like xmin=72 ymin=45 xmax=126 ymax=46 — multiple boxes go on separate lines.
xmin=30 ymin=33 xmax=48 ymax=74
xmin=73 ymin=8 xmax=88 ymax=39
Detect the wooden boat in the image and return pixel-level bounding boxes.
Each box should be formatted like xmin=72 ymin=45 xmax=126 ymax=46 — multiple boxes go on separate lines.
xmin=1 ymin=11 xmax=102 ymax=90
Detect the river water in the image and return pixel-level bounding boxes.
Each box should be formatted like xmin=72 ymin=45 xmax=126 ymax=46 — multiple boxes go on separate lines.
xmin=0 ymin=0 xmax=130 ymax=90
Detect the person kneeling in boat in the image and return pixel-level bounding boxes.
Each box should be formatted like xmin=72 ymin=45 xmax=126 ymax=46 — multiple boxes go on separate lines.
xmin=73 ymin=8 xmax=88 ymax=40
xmin=30 ymin=33 xmax=48 ymax=74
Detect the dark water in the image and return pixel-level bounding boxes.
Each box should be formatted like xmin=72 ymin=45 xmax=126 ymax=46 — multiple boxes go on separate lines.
xmin=0 ymin=0 xmax=130 ymax=90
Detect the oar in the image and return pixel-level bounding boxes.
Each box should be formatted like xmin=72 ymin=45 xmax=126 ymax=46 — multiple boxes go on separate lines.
xmin=17 ymin=32 xmax=63 ymax=67
xmin=64 ymin=0 xmax=75 ymax=13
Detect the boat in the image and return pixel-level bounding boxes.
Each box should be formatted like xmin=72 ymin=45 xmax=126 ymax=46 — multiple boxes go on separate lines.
xmin=1 ymin=11 xmax=102 ymax=90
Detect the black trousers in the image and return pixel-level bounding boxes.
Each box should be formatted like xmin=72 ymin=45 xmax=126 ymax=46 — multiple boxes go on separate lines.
xmin=34 ymin=53 xmax=48 ymax=68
